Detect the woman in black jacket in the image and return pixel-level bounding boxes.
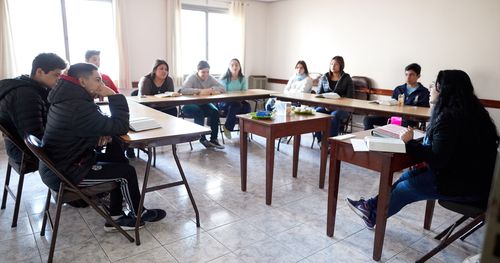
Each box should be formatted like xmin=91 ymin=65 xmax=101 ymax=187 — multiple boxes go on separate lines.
xmin=314 ymin=56 xmax=354 ymax=141
xmin=347 ymin=70 xmax=498 ymax=229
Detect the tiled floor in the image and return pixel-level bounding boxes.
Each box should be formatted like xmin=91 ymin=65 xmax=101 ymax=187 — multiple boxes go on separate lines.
xmin=0 ymin=134 xmax=483 ymax=262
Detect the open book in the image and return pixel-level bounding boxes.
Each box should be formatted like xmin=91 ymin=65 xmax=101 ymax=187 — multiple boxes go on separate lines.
xmin=129 ymin=117 xmax=161 ymax=132
xmin=368 ymin=99 xmax=398 ymax=106
xmin=372 ymin=124 xmax=425 ymax=141
xmin=154 ymin=92 xmax=175 ymax=98
xmin=351 ymin=136 xmax=406 ymax=153
xmin=316 ymin=92 xmax=340 ymax=99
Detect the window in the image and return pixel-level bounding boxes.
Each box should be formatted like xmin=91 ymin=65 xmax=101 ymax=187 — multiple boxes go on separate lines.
xmin=8 ymin=0 xmax=118 ymax=79
xmin=181 ymin=4 xmax=237 ymax=75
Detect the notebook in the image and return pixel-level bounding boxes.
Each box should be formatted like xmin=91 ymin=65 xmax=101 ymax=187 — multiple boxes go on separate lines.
xmin=129 ymin=117 xmax=161 ymax=132
xmin=372 ymin=124 xmax=425 ymax=141
xmin=154 ymin=92 xmax=175 ymax=98
xmin=368 ymin=99 xmax=398 ymax=106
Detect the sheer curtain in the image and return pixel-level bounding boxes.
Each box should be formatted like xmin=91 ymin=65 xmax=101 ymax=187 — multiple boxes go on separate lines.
xmin=166 ymin=0 xmax=183 ymax=87
xmin=112 ymin=0 xmax=131 ymax=91
xmin=229 ymin=1 xmax=246 ymax=67
xmin=0 ymin=0 xmax=16 ymax=79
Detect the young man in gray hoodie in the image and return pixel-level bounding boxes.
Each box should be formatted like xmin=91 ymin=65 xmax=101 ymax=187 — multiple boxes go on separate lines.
xmin=179 ymin=61 xmax=225 ymax=149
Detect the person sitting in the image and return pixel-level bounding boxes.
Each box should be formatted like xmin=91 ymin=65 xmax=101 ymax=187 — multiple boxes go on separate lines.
xmin=0 ymin=53 xmax=66 ymax=164
xmin=314 ymin=56 xmax=354 ymax=141
xmin=138 ymin=59 xmax=180 ymax=117
xmin=363 ymin=63 xmax=430 ymax=130
xmin=85 ymin=50 xmax=119 ymax=93
xmin=179 ymin=60 xmax=225 ymax=149
xmin=218 ymin=58 xmax=251 ymax=139
xmin=347 ymin=70 xmax=499 ymax=229
xmin=39 ymin=63 xmax=166 ymax=231
xmin=265 ymin=60 xmax=313 ymax=111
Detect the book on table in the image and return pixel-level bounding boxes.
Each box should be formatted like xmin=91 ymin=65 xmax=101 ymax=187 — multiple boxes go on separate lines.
xmin=315 ymin=92 xmax=340 ymax=99
xmin=154 ymin=92 xmax=175 ymax=98
xmin=364 ymin=136 xmax=406 ymax=153
xmin=372 ymin=124 xmax=425 ymax=141
xmin=368 ymin=99 xmax=398 ymax=106
xmin=129 ymin=117 xmax=161 ymax=132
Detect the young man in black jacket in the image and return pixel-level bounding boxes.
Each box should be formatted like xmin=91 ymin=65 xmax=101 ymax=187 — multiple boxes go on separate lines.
xmin=0 ymin=53 xmax=66 ymax=164
xmin=363 ymin=63 xmax=430 ymax=129
xmin=40 ymin=63 xmax=166 ymax=231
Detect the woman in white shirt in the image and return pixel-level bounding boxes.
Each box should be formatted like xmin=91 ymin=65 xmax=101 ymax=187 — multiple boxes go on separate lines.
xmin=266 ymin=60 xmax=313 ymax=111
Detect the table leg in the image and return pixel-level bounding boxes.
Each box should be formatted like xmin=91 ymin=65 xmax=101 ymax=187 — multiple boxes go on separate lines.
xmin=373 ymin=157 xmax=394 ymax=261
xmin=240 ymin=128 xmax=248 ymax=192
xmin=327 ymin=142 xmax=341 ymax=237
xmin=292 ymin=135 xmax=301 ymax=178
xmin=265 ymin=137 xmax=275 ymax=205
xmin=423 ymin=200 xmax=436 ymax=230
xmin=172 ymin=145 xmax=200 ymax=227
xmin=135 ymin=146 xmax=153 ymax=245
xmin=319 ymin=122 xmax=329 ymax=189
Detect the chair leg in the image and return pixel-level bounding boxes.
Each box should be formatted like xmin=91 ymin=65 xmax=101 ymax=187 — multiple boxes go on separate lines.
xmin=435 ymin=215 xmax=468 ymax=240
xmin=47 ymin=185 xmax=65 ymax=263
xmin=41 ymin=189 xmax=52 ymax=236
xmin=416 ymin=215 xmax=485 ymax=263
xmin=459 ymin=221 xmax=484 ymax=241
xmin=11 ymin=171 xmax=26 ymax=227
xmin=189 ymin=141 xmax=193 ymax=151
xmin=277 ymin=137 xmax=282 ymax=151
xmin=153 ymin=147 xmax=156 ymax=167
xmin=423 ymin=200 xmax=435 ymax=230
xmin=310 ymin=133 xmax=315 ymax=149
xmin=1 ymin=164 xmax=12 ymax=209
xmin=219 ymin=124 xmax=225 ymax=144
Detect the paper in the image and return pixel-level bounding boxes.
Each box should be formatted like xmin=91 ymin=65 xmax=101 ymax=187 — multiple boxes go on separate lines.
xmin=334 ymin=134 xmax=356 ymax=140
xmin=351 ymin=139 xmax=369 ymax=151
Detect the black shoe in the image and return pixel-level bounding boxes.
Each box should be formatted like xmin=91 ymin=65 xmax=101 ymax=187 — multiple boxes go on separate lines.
xmin=104 ymin=214 xmax=144 ymax=232
xmin=67 ymin=199 xmax=89 ymax=208
xmin=141 ymin=209 xmax=167 ymax=222
xmin=126 ymin=148 xmax=136 ymax=158
xmin=209 ymin=139 xmax=225 ymax=149
xmin=200 ymin=138 xmax=214 ymax=149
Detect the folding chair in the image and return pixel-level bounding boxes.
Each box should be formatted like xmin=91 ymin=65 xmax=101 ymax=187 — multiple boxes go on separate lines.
xmin=0 ymin=121 xmax=38 ymax=227
xmin=24 ymin=135 xmax=134 ymax=263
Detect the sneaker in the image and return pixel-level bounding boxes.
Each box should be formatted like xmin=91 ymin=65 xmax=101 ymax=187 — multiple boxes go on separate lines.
xmin=346 ymin=197 xmax=376 ymax=230
xmin=223 ymin=126 xmax=232 ymax=139
xmin=126 ymin=148 xmax=136 ymax=158
xmin=141 ymin=209 xmax=167 ymax=222
xmin=209 ymin=139 xmax=225 ymax=149
xmin=200 ymin=139 xmax=214 ymax=149
xmin=104 ymin=214 xmax=144 ymax=232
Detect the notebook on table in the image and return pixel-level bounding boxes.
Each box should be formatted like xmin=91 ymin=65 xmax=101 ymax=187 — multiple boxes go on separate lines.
xmin=154 ymin=92 xmax=175 ymax=98
xmin=129 ymin=117 xmax=161 ymax=132
xmin=316 ymin=92 xmax=340 ymax=99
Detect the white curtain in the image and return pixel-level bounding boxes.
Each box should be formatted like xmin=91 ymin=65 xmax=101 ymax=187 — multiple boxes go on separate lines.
xmin=229 ymin=0 xmax=246 ymax=67
xmin=112 ymin=0 xmax=131 ymax=91
xmin=0 ymin=0 xmax=16 ymax=79
xmin=166 ymin=0 xmax=183 ymax=87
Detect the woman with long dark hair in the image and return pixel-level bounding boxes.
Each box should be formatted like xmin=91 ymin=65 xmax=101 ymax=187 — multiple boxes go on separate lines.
xmin=314 ymin=56 xmax=354 ymax=141
xmin=347 ymin=70 xmax=498 ymax=229
xmin=138 ymin=59 xmax=179 ymax=116
xmin=218 ymin=58 xmax=251 ymax=139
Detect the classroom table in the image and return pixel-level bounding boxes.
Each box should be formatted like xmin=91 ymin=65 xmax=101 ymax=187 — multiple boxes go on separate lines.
xmin=102 ymin=101 xmax=211 ymax=245
xmin=127 ymin=89 xmax=279 ymax=108
xmin=273 ymin=93 xmax=431 ymax=121
xmin=238 ymin=112 xmax=332 ymax=205
xmin=326 ymin=130 xmax=420 ymax=261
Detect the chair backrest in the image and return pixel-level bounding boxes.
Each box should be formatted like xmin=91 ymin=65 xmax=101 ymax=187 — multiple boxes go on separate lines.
xmin=351 ymin=76 xmax=372 ymax=100
xmin=130 ymin=89 xmax=139 ymax=96
xmin=0 ymin=119 xmax=32 ymax=157
xmin=24 ymin=135 xmax=79 ymax=191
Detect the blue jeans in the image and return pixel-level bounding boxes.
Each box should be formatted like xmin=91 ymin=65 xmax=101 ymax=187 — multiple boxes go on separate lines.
xmin=182 ymin=103 xmax=219 ymax=141
xmin=366 ymin=167 xmax=479 ymax=221
xmin=314 ymin=107 xmax=349 ymax=141
xmin=219 ymin=101 xmax=251 ymax=131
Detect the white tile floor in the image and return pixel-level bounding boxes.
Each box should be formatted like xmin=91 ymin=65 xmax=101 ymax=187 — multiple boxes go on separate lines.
xmin=0 ymin=134 xmax=483 ymax=262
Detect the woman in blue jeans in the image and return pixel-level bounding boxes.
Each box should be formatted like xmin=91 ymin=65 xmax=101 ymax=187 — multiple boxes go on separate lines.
xmin=347 ymin=70 xmax=498 ymax=229
xmin=218 ymin=58 xmax=251 ymax=139
xmin=313 ymin=56 xmax=354 ymax=142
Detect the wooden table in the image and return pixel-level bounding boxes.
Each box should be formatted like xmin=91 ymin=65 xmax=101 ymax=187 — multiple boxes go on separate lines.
xmin=238 ymin=112 xmax=332 ymax=205
xmin=274 ymin=93 xmax=431 ymax=121
xmin=326 ymin=130 xmax=420 ymax=261
xmin=127 ymin=89 xmax=279 ymax=108
xmin=102 ymin=101 xmax=211 ymax=245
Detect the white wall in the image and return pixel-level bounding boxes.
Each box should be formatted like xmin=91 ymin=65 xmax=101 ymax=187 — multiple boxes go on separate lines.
xmin=121 ymin=0 xmax=168 ymax=86
xmin=243 ymin=1 xmax=268 ymax=76
xmin=262 ymin=0 xmax=500 ymax=126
